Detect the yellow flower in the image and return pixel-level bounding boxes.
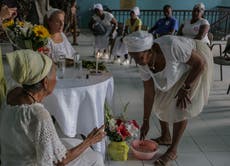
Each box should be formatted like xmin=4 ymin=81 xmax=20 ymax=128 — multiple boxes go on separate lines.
xmin=17 ymin=21 xmax=25 ymax=27
xmin=2 ymin=19 xmax=14 ymax=28
xmin=33 ymin=25 xmax=50 ymax=38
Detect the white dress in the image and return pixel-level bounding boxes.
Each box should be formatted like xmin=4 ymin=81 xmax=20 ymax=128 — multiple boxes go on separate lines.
xmin=47 ymin=33 xmax=76 ymax=62
xmin=0 ymin=102 xmax=104 ymax=166
xmin=93 ymin=11 xmax=116 ymax=51
xmin=139 ymin=35 xmax=213 ymax=123
xmin=182 ymin=18 xmax=210 ymax=44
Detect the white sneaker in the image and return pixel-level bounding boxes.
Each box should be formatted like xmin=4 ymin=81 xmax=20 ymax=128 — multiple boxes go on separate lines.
xmin=121 ymin=59 xmax=129 ymax=65
xmin=113 ymin=57 xmax=121 ymax=64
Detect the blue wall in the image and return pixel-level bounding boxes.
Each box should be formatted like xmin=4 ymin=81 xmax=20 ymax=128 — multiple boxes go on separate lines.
xmin=77 ymin=0 xmax=226 ymax=28
xmin=221 ymin=0 xmax=230 ymax=6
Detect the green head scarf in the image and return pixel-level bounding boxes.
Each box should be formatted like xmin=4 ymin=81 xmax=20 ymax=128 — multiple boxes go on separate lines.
xmin=6 ymin=49 xmax=52 ymax=85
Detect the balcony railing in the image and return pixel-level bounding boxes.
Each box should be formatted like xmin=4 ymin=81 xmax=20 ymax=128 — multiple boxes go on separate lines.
xmin=111 ymin=9 xmax=230 ymax=40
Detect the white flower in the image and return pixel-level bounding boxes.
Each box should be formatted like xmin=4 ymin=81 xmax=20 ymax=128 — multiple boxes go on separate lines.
xmin=19 ymin=27 xmax=30 ymax=38
xmin=109 ymin=118 xmax=116 ymax=131
xmin=125 ymin=123 xmax=139 ymax=138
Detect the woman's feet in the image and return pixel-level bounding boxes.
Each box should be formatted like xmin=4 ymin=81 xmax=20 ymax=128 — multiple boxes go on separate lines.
xmin=154 ymin=150 xmax=177 ymax=166
xmin=151 ymin=136 xmax=172 ymax=146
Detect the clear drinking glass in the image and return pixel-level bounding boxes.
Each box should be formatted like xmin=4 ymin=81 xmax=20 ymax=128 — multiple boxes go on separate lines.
xmin=73 ymin=52 xmax=80 ymax=69
xmin=76 ymin=60 xmax=83 ymax=79
xmin=57 ymin=55 xmax=66 ymax=79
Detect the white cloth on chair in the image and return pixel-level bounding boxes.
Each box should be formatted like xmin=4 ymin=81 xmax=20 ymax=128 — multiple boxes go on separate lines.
xmin=62 ymin=138 xmax=104 ymax=166
xmin=112 ymin=36 xmax=128 ymax=56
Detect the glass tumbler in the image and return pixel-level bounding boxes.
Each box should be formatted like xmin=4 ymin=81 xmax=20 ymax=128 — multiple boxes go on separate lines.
xmin=57 ymin=55 xmax=66 ymax=79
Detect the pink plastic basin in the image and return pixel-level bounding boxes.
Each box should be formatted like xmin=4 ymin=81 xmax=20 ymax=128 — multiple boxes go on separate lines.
xmin=130 ymin=139 xmax=158 ymax=160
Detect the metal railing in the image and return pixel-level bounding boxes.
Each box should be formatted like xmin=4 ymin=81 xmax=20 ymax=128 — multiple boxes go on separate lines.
xmin=111 ymin=9 xmax=230 ymax=39
xmin=210 ymin=13 xmax=230 ymax=40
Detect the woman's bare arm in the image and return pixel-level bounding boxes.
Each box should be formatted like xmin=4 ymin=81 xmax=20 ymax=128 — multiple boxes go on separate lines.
xmin=56 ymin=125 xmax=106 ymax=166
xmin=176 ymin=49 xmax=206 ymax=109
xmin=177 ymin=24 xmax=184 ymax=36
xmin=194 ymin=24 xmax=210 ymax=40
xmin=140 ymin=78 xmax=155 ymax=140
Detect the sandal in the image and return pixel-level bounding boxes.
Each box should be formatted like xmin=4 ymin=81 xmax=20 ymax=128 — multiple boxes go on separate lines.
xmin=154 ymin=152 xmax=177 ymax=166
xmin=151 ymin=137 xmax=172 ymax=146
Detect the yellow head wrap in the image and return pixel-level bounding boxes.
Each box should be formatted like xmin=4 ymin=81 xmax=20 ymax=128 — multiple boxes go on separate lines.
xmin=6 ymin=49 xmax=52 ymax=85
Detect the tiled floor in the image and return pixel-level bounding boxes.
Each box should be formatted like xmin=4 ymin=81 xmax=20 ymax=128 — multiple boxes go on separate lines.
xmin=69 ymin=31 xmax=230 ymax=166
xmin=2 ymin=30 xmax=230 ymax=166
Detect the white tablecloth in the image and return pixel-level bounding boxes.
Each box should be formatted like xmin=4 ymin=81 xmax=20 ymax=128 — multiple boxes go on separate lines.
xmin=43 ymin=68 xmax=114 ymax=156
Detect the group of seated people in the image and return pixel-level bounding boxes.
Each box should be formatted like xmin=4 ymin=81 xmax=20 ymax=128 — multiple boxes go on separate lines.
xmin=89 ymin=3 xmax=210 ymax=65
xmin=0 ymin=2 xmax=212 ymax=166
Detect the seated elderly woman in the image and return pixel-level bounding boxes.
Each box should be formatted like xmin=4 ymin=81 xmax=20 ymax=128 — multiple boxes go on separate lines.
xmin=89 ymin=3 xmax=117 ymax=59
xmin=0 ymin=50 xmax=105 ymax=166
xmin=177 ymin=3 xmax=210 ymax=44
xmin=124 ymin=31 xmax=213 ymax=165
xmin=45 ymin=8 xmax=77 ymax=62
xmin=112 ymin=6 xmax=142 ymax=65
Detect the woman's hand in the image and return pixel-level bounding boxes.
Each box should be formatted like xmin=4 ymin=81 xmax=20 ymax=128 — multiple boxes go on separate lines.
xmin=175 ymin=85 xmax=191 ymax=109
xmin=86 ymin=125 xmax=106 ymax=145
xmin=140 ymin=120 xmax=149 ymax=140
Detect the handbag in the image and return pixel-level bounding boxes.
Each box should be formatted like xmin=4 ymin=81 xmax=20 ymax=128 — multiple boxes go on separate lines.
xmin=92 ymin=22 xmax=107 ymax=35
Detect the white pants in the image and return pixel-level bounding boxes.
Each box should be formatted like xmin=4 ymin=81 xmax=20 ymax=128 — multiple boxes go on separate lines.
xmin=61 ymin=138 xmax=105 ymax=166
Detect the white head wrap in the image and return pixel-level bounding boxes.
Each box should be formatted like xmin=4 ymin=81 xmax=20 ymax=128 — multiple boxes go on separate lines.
xmin=194 ymin=3 xmax=205 ymax=12
xmin=123 ymin=31 xmax=153 ymax=52
xmin=94 ymin=3 xmax=103 ymax=11
xmin=131 ymin=6 xmax=140 ymax=16
xmin=46 ymin=8 xmax=61 ymax=19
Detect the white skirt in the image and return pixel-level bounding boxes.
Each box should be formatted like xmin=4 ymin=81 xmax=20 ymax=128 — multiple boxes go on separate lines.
xmin=153 ymin=40 xmax=213 ymax=123
xmin=61 ymin=138 xmax=104 ymax=166
xmin=95 ymin=26 xmax=117 ymax=50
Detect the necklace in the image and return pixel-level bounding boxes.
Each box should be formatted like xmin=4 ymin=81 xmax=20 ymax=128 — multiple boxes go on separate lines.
xmin=23 ymin=89 xmax=37 ymax=103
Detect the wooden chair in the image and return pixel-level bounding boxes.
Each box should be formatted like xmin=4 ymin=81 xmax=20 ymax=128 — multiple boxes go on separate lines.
xmin=212 ymin=37 xmax=230 ymax=94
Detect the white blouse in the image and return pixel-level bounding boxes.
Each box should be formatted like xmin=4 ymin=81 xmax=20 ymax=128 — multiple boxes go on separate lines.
xmin=0 ymin=102 xmax=67 ymax=166
xmin=139 ymin=35 xmax=196 ymax=92
xmin=92 ymin=11 xmax=114 ymax=28
xmin=47 ymin=33 xmax=76 ymax=62
xmin=182 ymin=18 xmax=210 ymax=44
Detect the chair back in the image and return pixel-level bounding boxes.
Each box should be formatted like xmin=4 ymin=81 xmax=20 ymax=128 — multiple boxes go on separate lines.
xmin=141 ymin=25 xmax=148 ymax=31
xmin=223 ymin=37 xmax=230 ymax=54
xmin=117 ymin=22 xmax=125 ymax=36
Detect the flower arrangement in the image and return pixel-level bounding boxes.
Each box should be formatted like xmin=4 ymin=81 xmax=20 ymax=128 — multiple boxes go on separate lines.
xmin=2 ymin=19 xmax=50 ymax=51
xmin=105 ymin=103 xmax=139 ymax=142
